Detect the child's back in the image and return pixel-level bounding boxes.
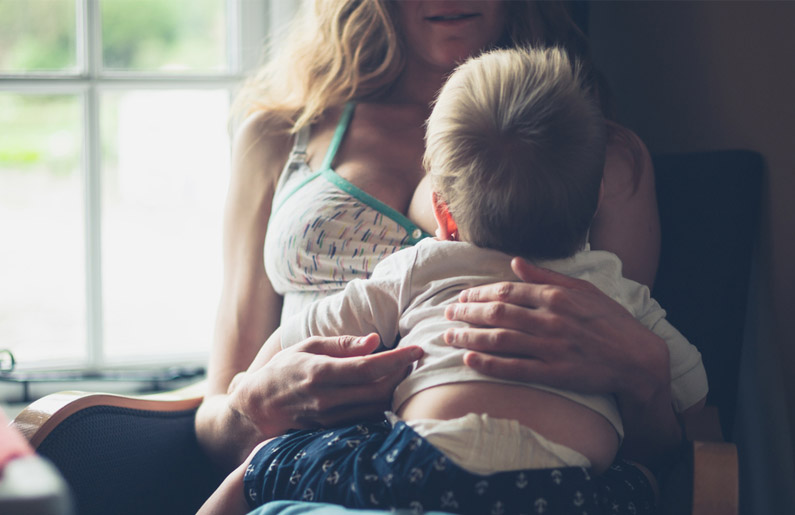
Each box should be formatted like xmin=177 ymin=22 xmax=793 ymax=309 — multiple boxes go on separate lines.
xmin=385 ymin=239 xmax=625 ymax=474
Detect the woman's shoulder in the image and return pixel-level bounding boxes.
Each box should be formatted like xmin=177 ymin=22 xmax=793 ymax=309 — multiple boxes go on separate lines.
xmin=603 ymin=122 xmax=654 ymax=198
xmin=234 ymin=110 xmax=295 ymax=155
xmin=231 ymin=110 xmax=296 ymax=183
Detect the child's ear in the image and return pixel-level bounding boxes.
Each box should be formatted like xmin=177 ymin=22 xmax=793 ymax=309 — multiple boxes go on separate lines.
xmin=431 ymin=191 xmax=459 ymax=241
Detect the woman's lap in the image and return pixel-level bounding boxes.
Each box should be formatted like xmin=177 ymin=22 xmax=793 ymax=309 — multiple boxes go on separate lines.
xmin=244 ymin=418 xmax=655 ymax=515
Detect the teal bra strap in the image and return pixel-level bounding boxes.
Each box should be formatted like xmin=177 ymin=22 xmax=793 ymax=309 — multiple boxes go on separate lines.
xmin=320 ymin=102 xmax=356 ymax=171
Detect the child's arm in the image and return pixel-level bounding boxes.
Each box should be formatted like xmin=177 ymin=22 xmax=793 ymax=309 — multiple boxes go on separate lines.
xmin=279 ymin=250 xmax=416 ymax=354
xmin=247 ymin=328 xmax=284 ymax=374
xmin=643 ymin=311 xmax=708 ymax=416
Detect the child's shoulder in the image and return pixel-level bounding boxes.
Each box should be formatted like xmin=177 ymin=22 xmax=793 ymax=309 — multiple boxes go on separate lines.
xmin=547 ymin=249 xmax=653 ymax=316
xmin=409 ymin=239 xmax=516 ymax=282
xmin=413 ymin=238 xmax=502 ymax=262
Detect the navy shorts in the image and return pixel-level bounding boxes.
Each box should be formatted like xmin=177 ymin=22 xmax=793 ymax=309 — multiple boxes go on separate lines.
xmin=244 ymin=418 xmax=655 ymax=514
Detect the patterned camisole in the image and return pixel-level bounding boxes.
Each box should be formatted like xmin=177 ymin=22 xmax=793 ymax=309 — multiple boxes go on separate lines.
xmin=264 ymin=102 xmax=431 ymax=324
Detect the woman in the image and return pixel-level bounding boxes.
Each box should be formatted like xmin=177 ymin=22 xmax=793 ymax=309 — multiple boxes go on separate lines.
xmin=195 ymin=0 xmax=674 ymax=512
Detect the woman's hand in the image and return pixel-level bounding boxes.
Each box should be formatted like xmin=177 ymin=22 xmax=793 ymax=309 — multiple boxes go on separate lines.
xmin=198 ymin=334 xmax=421 ymax=470
xmin=445 ymin=258 xmax=666 ymax=395
xmin=231 ymin=333 xmax=422 ymax=438
xmin=444 ymin=257 xmax=683 ymax=465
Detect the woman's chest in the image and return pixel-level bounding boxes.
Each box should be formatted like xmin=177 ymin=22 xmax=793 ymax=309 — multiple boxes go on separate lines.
xmin=307 ymin=105 xmax=428 ymax=215
xmin=264 ymin=166 xmax=426 ymax=299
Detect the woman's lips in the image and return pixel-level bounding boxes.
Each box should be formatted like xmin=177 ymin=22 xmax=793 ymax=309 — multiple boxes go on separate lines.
xmin=425 ymin=13 xmax=480 ymax=23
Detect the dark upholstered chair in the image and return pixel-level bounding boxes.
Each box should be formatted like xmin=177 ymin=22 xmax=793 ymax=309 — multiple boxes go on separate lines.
xmin=653 ymin=150 xmax=762 ymax=514
xmin=11 ymin=150 xmax=763 ymax=515
xmin=11 ymin=385 xmax=221 ymax=515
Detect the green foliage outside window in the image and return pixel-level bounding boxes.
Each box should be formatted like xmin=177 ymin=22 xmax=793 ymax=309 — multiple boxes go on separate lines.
xmin=0 ymin=94 xmax=80 ymax=177
xmin=0 ymin=0 xmax=227 ymax=174
xmin=0 ymin=0 xmax=77 ymax=71
xmin=101 ymin=0 xmax=226 ymax=71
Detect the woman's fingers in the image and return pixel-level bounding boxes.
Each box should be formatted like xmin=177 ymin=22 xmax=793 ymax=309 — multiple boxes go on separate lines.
xmin=457 ymin=280 xmax=538 ymax=307
xmin=456 ymin=258 xmax=599 ymax=311
xmin=445 ymin=300 xmax=542 ymax=331
xmin=444 ymin=327 xmax=549 ymax=357
xmin=299 ymin=333 xmax=382 ymax=358
xmin=462 ymin=351 xmax=554 ymax=385
xmin=509 ymin=257 xmax=586 ymax=290
xmin=295 ymin=333 xmax=421 ymax=384
xmin=347 ymin=345 xmax=423 ymax=382
xmin=296 ymin=361 xmax=412 ymax=427
xmin=298 ymin=334 xmax=422 ymax=384
xmin=315 ymin=345 xmax=422 ymax=385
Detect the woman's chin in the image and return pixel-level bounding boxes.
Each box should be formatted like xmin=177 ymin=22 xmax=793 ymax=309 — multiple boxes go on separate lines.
xmin=425 ymin=47 xmax=485 ymax=73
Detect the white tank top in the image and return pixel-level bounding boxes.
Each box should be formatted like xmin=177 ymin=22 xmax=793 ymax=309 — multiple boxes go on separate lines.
xmin=264 ymin=102 xmax=430 ymax=323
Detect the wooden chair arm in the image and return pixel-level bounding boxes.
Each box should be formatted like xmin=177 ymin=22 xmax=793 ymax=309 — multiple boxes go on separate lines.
xmin=685 ymin=406 xmax=739 ymax=515
xmin=10 ymin=380 xmax=216 ymax=515
xmin=691 ymin=440 xmax=738 ymax=515
xmin=12 ymin=385 xmax=739 ymax=515
xmin=12 ymin=380 xmax=206 ymax=449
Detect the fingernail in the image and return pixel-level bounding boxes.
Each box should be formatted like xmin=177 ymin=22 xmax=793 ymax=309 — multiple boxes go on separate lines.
xmin=410 ymin=347 xmax=423 ymax=360
xmin=445 ymin=305 xmax=457 ymax=320
xmin=444 ymin=329 xmax=457 ymax=345
xmin=464 ymin=351 xmax=481 ymax=368
xmin=459 ymin=290 xmax=469 ymax=302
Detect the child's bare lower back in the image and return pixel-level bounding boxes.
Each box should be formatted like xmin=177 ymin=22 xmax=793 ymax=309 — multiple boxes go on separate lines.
xmin=396 ymin=381 xmax=620 ymax=473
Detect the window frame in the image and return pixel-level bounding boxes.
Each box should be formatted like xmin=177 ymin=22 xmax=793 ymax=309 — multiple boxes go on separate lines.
xmin=0 ymin=0 xmax=287 ymax=372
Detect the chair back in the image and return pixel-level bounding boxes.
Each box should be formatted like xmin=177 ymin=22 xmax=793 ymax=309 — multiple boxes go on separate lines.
xmin=35 ymin=404 xmax=221 ymax=515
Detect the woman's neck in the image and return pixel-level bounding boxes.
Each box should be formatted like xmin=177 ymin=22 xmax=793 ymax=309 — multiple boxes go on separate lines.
xmin=386 ymin=59 xmax=450 ymax=109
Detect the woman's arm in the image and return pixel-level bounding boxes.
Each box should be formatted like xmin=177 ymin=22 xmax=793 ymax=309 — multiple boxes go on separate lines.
xmin=590 ymin=127 xmax=660 ymax=289
xmin=195 ymin=111 xmax=289 ymax=468
xmin=201 ymin=333 xmax=422 ymax=471
xmin=195 ymin=113 xmax=422 ymax=471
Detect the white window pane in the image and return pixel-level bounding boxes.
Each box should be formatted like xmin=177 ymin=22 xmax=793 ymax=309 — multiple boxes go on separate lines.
xmin=0 ymin=0 xmax=79 ymax=74
xmin=0 ymin=93 xmax=86 ymax=364
xmin=100 ymin=90 xmax=230 ymax=361
xmin=100 ymin=0 xmax=230 ymax=73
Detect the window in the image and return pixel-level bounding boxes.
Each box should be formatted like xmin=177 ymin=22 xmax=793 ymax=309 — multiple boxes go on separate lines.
xmin=0 ymin=0 xmax=285 ymax=371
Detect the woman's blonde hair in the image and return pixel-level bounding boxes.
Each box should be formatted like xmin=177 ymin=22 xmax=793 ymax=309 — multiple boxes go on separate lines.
xmin=233 ymin=0 xmax=598 ymax=133
xmin=232 ymin=0 xmax=401 ymax=131
xmin=424 ymin=47 xmax=606 ymax=260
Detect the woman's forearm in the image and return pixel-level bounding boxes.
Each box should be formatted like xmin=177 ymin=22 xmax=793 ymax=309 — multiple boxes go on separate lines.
xmin=618 ymin=397 xmax=682 ymax=468
xmin=614 ymin=310 xmax=682 ymax=467
xmin=616 ymin=380 xmax=682 ymax=467
xmin=195 ymin=393 xmax=265 ymax=473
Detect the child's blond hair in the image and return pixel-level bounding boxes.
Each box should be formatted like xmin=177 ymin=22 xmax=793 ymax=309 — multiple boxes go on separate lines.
xmin=424 ymin=47 xmax=606 ymax=260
